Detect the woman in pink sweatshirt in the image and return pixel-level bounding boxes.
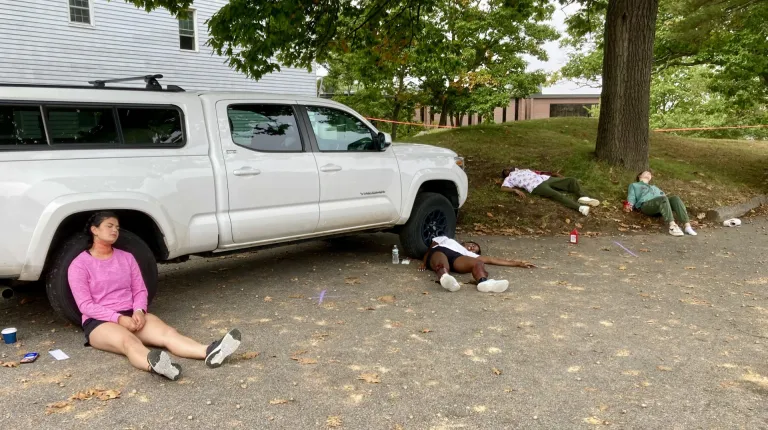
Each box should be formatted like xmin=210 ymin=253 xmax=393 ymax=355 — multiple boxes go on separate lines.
xmin=68 ymin=211 xmax=242 ymax=381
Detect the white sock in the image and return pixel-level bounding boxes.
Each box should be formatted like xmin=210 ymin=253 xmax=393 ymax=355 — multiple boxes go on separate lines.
xmin=684 ymin=225 xmax=697 ymax=236
xmin=439 ymin=273 xmax=461 ymax=292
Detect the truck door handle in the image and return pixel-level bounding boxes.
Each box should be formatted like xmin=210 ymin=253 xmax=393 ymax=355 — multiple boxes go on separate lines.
xmin=320 ymin=164 xmax=342 ymax=172
xmin=233 ymin=167 xmax=261 ymax=176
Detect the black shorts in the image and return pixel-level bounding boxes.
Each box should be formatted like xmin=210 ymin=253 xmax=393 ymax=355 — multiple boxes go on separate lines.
xmin=82 ymin=309 xmax=133 ymax=346
xmin=426 ymin=246 xmax=467 ymax=271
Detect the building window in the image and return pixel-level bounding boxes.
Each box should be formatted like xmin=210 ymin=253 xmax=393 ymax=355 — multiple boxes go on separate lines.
xmin=69 ymin=0 xmax=91 ymax=25
xmin=549 ymin=103 xmax=598 ymax=118
xmin=178 ymin=10 xmax=196 ymax=51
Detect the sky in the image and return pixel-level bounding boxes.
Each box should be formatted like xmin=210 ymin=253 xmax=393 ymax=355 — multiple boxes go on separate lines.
xmin=316 ymin=2 xmax=602 ymax=96
xmin=526 ymin=2 xmax=601 ymax=95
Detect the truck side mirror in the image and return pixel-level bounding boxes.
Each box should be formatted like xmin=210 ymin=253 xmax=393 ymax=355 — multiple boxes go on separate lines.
xmin=376 ymin=132 xmax=392 ymax=150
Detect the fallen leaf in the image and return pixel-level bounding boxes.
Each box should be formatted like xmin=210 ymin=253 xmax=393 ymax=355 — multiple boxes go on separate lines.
xmin=358 ymin=372 xmax=381 ymax=383
xmin=657 ymin=365 xmax=673 ymax=372
xmin=326 ymin=415 xmax=343 ymax=428
xmin=240 ymin=351 xmax=260 ymax=360
xmin=364 ymin=306 xmax=376 ymax=311
xmin=344 ymin=277 xmax=361 ymax=285
xmin=45 ymin=401 xmax=72 ymax=415
xmin=291 ymin=349 xmax=308 ymax=357
xmin=565 ymin=218 xmax=571 ymax=224
xmin=421 ymin=328 xmax=432 ymax=333
xmin=269 ymin=398 xmax=290 ymax=405
xmin=486 ymin=212 xmax=494 ymax=218
xmin=618 ymin=265 xmax=627 ymax=271
xmin=492 ymin=368 xmax=502 ymax=375
xmin=377 ymin=295 xmax=396 ymax=303
xmin=639 ymin=248 xmax=650 ymax=252
xmin=685 ymin=266 xmax=696 ymax=270
xmin=297 ymin=358 xmax=317 ymax=365
xmin=70 ymin=388 xmax=121 ymax=401
xmin=617 ymin=227 xmax=629 ymax=232
xmin=422 ymin=291 xmax=430 ymax=295
xmin=263 ymin=296 xmax=273 ymax=302
xmin=0 ymin=361 xmax=19 ymax=368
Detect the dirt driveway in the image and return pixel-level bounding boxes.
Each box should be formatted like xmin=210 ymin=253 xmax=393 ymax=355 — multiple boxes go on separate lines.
xmin=1 ymin=221 xmax=767 ymax=429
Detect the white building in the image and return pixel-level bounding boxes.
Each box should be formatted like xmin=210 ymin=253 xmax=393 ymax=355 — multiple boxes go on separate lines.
xmin=0 ymin=0 xmax=316 ymax=94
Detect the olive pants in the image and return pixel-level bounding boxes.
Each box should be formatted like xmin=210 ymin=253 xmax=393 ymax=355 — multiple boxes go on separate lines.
xmin=639 ymin=195 xmax=689 ymax=224
xmin=531 ymin=177 xmax=587 ymax=211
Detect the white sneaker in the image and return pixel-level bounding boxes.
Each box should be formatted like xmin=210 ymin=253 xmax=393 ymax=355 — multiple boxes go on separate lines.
xmin=669 ymin=225 xmax=684 ymax=236
xmin=439 ymin=273 xmax=461 ymax=292
xmin=684 ymin=225 xmax=697 ymax=236
xmin=477 ymin=279 xmax=509 ymax=293
xmin=579 ymin=206 xmax=590 ymax=216
xmin=578 ymin=197 xmax=600 ymax=207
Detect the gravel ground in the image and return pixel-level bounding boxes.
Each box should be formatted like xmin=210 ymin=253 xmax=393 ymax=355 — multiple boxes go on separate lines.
xmin=1 ymin=219 xmax=767 ymax=429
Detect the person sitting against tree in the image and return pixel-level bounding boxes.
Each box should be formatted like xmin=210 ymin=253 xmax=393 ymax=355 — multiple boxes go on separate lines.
xmin=500 ymin=167 xmax=600 ymax=215
xmin=625 ymin=170 xmax=697 ymax=237
xmin=419 ymin=236 xmax=535 ymax=293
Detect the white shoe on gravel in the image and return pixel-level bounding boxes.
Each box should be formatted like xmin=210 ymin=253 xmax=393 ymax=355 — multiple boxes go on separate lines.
xmin=148 ymin=349 xmax=182 ymax=381
xmin=669 ymin=225 xmax=684 ymax=236
xmin=205 ymin=328 xmax=242 ymax=368
xmin=579 ymin=206 xmax=590 ymax=216
xmin=440 ymin=273 xmax=461 ymax=292
xmin=477 ymin=279 xmax=509 ymax=293
xmin=578 ymin=197 xmax=600 ymax=207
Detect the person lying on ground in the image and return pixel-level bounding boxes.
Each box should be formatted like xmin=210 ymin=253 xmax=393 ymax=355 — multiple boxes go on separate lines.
xmin=500 ymin=167 xmax=600 ymax=216
xmin=68 ymin=211 xmax=242 ymax=381
xmin=625 ymin=170 xmax=697 ymax=237
xmin=418 ymin=236 xmax=535 ymax=293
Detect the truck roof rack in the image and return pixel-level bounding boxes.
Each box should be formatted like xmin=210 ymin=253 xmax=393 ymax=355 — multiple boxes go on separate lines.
xmin=87 ymin=74 xmax=184 ymax=91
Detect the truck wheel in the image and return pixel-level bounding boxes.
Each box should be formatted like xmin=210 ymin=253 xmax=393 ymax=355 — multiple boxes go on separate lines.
xmin=46 ymin=229 xmax=158 ymax=325
xmin=399 ymin=192 xmax=456 ymax=258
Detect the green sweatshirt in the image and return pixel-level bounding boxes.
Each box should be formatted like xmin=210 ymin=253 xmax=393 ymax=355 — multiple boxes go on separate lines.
xmin=627 ymin=182 xmax=665 ymax=209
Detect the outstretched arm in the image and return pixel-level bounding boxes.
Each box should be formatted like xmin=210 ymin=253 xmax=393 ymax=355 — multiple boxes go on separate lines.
xmin=477 ymin=256 xmax=536 ymax=268
xmin=418 ymin=241 xmax=438 ymax=271
xmin=501 ymin=186 xmax=527 ymax=198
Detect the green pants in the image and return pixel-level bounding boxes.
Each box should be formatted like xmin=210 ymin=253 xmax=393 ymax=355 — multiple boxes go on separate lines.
xmin=639 ymin=195 xmax=689 ymax=224
xmin=531 ymin=177 xmax=587 ymax=211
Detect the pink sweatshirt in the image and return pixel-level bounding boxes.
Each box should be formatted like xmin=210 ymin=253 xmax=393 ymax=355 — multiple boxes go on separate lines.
xmin=67 ymin=249 xmax=148 ymax=324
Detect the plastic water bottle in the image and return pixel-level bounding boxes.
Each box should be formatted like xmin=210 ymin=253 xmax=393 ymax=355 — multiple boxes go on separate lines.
xmin=392 ymin=245 xmax=399 ymax=264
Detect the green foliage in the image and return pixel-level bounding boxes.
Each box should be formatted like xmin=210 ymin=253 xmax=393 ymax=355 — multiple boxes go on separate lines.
xmin=555 ymin=0 xmax=768 ymax=139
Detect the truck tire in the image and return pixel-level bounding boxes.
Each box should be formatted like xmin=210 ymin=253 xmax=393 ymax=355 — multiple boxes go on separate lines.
xmin=399 ymin=192 xmax=457 ymax=258
xmin=46 ymin=229 xmax=158 ymax=325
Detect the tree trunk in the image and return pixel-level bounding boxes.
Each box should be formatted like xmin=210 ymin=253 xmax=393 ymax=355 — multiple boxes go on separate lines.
xmin=438 ymin=97 xmax=449 ymax=126
xmin=596 ymin=0 xmax=658 ymax=171
xmin=391 ymin=103 xmax=401 ymax=141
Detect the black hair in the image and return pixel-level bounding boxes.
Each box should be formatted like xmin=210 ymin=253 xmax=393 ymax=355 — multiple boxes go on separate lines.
xmin=636 ymin=170 xmax=652 ymax=182
xmin=85 ymin=211 xmax=119 ymax=243
xmin=501 ymin=167 xmax=516 ymax=179
xmin=462 ymin=241 xmax=482 ymax=255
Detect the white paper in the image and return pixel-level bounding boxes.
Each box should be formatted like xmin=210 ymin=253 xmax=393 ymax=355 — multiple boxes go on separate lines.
xmin=49 ymin=349 xmax=69 ymax=361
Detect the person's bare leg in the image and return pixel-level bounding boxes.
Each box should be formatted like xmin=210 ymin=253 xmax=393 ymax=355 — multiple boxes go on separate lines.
xmin=452 ymin=256 xmax=487 ymax=280
xmin=429 ymin=251 xmax=461 ymax=292
xmin=135 ymin=314 xmax=207 ymax=359
xmin=89 ymin=322 xmax=152 ymax=371
xmin=453 ymin=256 xmax=508 ymax=292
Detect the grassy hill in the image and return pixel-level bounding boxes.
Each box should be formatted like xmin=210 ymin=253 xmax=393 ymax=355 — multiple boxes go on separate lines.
xmin=407 ymin=118 xmax=768 ymax=236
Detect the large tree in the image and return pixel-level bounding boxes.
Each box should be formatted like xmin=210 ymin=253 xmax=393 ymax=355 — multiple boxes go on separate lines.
xmin=595 ymin=0 xmax=658 ymax=170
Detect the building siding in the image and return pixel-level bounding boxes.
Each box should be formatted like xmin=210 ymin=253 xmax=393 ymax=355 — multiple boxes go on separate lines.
xmin=0 ymin=0 xmax=316 ymax=95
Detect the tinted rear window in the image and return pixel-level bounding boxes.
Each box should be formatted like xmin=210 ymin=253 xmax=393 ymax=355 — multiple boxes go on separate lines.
xmin=47 ymin=106 xmax=119 ymax=144
xmin=118 ymin=107 xmax=183 ymax=145
xmin=0 ymin=105 xmax=47 ymax=147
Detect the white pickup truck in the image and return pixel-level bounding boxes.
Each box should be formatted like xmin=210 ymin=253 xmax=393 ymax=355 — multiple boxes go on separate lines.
xmin=0 ymin=77 xmax=468 ymax=323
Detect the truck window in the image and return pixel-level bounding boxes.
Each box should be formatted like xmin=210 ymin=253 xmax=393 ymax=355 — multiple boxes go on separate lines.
xmin=227 ymin=104 xmax=303 ymax=152
xmin=47 ymin=106 xmax=118 ymax=145
xmin=305 ymin=106 xmax=376 ymax=151
xmin=0 ymin=105 xmax=47 ymax=147
xmin=118 ymin=107 xmax=184 ymax=145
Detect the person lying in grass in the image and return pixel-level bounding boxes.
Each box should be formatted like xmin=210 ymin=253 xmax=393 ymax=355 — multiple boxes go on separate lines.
xmin=418 ymin=236 xmax=535 ymax=293
xmin=500 ymin=167 xmax=600 ymax=216
xmin=625 ymin=170 xmax=696 ymax=237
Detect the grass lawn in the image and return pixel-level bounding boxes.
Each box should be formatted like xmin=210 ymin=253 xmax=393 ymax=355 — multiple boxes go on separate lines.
xmin=407 ymin=118 xmax=768 ymax=235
